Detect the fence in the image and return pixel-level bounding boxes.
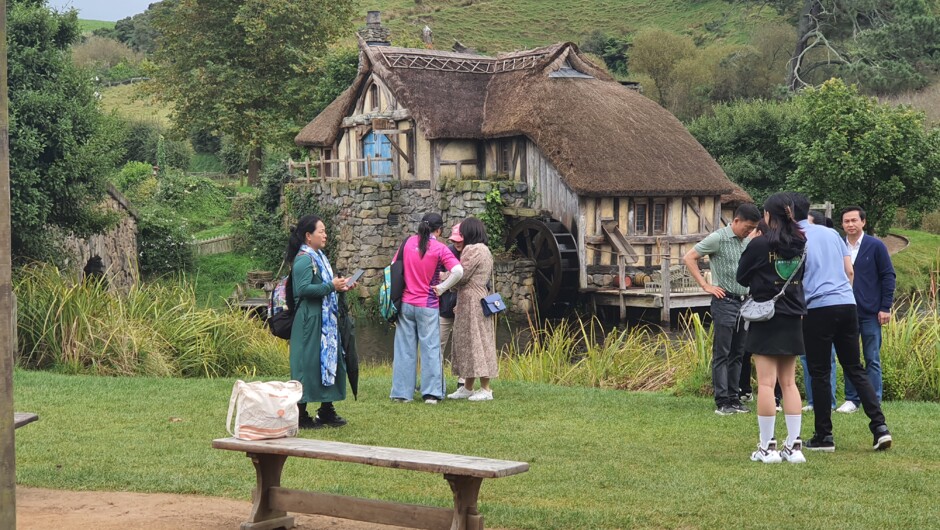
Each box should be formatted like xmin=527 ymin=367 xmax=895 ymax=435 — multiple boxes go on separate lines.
xmin=192 ymin=235 xmax=235 ymax=256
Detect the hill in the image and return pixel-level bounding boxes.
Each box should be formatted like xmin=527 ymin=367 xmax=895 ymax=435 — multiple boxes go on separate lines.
xmin=99 ymin=82 xmax=171 ymax=126
xmin=359 ymin=0 xmax=782 ymax=53
xmin=78 ymin=18 xmax=114 ymax=34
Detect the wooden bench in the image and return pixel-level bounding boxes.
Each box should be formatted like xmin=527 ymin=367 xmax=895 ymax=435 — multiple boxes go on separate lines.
xmin=14 ymin=412 xmax=38 ymax=429
xmin=212 ymin=437 xmax=529 ymax=530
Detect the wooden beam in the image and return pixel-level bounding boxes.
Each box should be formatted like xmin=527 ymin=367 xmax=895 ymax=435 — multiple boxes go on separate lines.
xmin=685 ymin=198 xmax=712 ymax=232
xmin=628 ymin=234 xmax=709 ymax=245
xmin=269 ymin=488 xmax=453 ymax=530
xmin=660 ymin=242 xmax=671 ymax=326
xmin=0 ymin=4 xmax=17 ymax=525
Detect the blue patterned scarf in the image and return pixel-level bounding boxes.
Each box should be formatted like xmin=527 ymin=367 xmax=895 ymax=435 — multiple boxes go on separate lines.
xmin=300 ymin=244 xmax=339 ymax=386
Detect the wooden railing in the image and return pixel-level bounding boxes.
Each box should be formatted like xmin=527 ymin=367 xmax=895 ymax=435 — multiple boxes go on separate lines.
xmin=288 ymin=157 xmax=394 ymax=182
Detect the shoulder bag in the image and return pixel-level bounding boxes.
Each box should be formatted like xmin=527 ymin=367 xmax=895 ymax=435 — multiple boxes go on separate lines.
xmin=739 ymin=248 xmax=806 ymax=326
xmin=226 ymin=380 xmax=303 ymax=440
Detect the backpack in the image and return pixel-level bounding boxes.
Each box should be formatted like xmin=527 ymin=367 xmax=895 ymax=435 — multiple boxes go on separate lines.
xmin=267 ymin=275 xmax=294 ymax=340
xmin=378 ymin=240 xmax=407 ymax=323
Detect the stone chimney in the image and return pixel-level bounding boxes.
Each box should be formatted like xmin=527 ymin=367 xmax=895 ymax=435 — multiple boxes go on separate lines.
xmin=358 ymin=11 xmax=391 ymax=46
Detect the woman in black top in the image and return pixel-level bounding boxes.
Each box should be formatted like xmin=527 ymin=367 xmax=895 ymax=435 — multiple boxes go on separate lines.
xmin=736 ymin=192 xmax=807 ymax=464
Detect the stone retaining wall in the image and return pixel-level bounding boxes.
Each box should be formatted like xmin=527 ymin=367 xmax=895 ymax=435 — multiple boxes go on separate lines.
xmin=286 ymin=178 xmax=535 ymax=314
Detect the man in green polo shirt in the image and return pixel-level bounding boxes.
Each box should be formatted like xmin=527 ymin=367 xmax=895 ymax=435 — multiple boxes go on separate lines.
xmin=682 ymin=203 xmax=761 ymax=415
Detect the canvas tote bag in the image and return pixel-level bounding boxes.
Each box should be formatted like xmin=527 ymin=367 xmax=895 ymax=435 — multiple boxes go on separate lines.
xmin=226 ymin=380 xmax=303 ymax=440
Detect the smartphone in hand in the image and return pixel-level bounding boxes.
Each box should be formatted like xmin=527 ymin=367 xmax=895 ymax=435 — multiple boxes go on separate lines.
xmin=346 ymin=269 xmax=365 ymax=287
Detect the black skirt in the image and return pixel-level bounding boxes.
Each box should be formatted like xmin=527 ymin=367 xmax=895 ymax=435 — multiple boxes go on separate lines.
xmin=745 ymin=315 xmax=804 ymax=356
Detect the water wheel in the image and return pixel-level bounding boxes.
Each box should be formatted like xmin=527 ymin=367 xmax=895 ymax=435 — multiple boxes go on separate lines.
xmin=507 ymin=218 xmax=580 ymax=314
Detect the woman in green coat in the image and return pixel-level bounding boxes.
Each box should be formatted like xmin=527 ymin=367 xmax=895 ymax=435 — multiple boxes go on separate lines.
xmin=286 ymin=215 xmax=355 ymax=428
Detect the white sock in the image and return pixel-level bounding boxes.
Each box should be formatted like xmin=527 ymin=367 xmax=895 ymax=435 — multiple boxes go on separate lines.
xmin=785 ymin=414 xmax=802 ymax=447
xmin=758 ymin=415 xmax=776 ymax=450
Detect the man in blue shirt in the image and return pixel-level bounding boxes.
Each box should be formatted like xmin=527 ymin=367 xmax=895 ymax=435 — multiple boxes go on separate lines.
xmin=835 ymin=206 xmax=896 ymax=413
xmin=790 ymin=193 xmax=892 ymax=452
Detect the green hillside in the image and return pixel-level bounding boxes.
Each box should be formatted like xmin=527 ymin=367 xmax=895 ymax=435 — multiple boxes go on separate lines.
xmin=360 ymin=0 xmax=782 ymax=53
xmin=78 ymin=19 xmax=114 ymax=33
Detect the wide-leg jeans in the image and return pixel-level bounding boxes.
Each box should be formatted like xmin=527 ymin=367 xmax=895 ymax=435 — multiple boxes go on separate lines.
xmin=845 ymin=316 xmax=883 ymax=404
xmin=803 ymin=304 xmax=887 ymax=439
xmin=391 ymin=302 xmax=445 ymax=401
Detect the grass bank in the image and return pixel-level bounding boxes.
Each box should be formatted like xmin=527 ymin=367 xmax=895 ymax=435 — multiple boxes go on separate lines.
xmin=13 ymin=368 xmax=940 ymax=529
xmin=891 ymin=229 xmax=940 ymax=299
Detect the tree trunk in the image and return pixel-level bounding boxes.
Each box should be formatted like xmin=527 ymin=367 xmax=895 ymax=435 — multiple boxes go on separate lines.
xmin=247 ymin=145 xmax=263 ymax=186
xmin=787 ymin=0 xmax=822 ymax=91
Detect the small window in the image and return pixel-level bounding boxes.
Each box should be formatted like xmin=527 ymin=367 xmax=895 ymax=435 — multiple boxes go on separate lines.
xmin=497 ymin=140 xmax=513 ymax=174
xmin=635 ymin=202 xmax=648 ymax=234
xmin=653 ymin=203 xmax=666 ymax=234
xmin=322 ymin=149 xmax=333 ymax=178
xmin=369 ymin=84 xmax=379 ymax=111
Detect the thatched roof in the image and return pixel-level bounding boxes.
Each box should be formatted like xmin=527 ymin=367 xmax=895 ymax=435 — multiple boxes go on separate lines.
xmin=720 ymin=183 xmax=754 ymax=207
xmin=296 ymin=40 xmax=733 ymax=196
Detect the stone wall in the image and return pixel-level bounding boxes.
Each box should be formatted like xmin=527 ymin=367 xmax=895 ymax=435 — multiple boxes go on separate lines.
xmin=62 ymin=191 xmax=139 ymax=292
xmin=286 ymin=178 xmax=535 ymax=314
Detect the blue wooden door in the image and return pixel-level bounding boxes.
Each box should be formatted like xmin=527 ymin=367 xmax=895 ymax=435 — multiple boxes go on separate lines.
xmin=362 ymin=131 xmax=392 ymax=176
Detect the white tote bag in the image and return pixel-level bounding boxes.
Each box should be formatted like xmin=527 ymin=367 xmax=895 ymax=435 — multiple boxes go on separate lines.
xmin=226 ymin=380 xmax=303 ymax=440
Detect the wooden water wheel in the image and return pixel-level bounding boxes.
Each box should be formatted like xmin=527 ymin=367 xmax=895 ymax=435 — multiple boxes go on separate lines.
xmin=507 ymin=218 xmax=580 ymax=314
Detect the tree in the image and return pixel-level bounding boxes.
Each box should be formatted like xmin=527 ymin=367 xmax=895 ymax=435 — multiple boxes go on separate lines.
xmin=689 ymin=98 xmax=801 ymax=204
xmin=9 ymin=0 xmax=124 ymax=262
xmin=149 ymin=0 xmax=357 ymax=184
xmin=786 ymin=78 xmax=940 ymax=235
xmin=628 ymin=28 xmax=696 ymax=104
xmin=737 ymin=0 xmax=940 ymax=94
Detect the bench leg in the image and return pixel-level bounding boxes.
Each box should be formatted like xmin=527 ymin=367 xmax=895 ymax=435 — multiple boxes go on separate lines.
xmin=445 ymin=474 xmax=484 ymax=530
xmin=242 ymin=452 xmax=295 ymax=530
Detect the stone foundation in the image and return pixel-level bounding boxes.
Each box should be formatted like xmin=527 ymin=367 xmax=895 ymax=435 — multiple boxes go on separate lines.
xmin=286 ymin=178 xmax=535 ymax=314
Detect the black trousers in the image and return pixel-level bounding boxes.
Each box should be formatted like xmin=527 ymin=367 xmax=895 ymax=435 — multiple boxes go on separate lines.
xmin=803 ymin=305 xmax=887 ymax=438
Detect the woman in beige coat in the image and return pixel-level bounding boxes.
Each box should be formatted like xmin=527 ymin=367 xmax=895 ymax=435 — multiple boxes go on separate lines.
xmin=437 ymin=217 xmax=499 ymax=401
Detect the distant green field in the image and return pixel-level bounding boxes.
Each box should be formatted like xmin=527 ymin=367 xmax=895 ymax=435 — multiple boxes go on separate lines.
xmin=78 ymin=19 xmax=114 ymax=33
xmin=360 ymin=0 xmax=782 ymax=53
xmin=99 ymin=82 xmax=172 ymax=126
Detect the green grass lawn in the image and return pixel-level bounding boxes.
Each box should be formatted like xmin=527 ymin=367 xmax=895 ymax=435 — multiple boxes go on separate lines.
xmin=891 ymin=229 xmax=940 ymax=299
xmin=13 ymin=368 xmax=940 ymax=529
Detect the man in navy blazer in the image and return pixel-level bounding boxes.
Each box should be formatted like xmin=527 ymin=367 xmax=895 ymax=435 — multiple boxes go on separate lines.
xmin=836 ymin=206 xmax=896 ymax=413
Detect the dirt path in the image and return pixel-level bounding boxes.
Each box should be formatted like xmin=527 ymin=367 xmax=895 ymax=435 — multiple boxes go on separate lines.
xmin=882 ymin=233 xmax=909 ymax=255
xmin=16 ymin=487 xmax=413 ymax=530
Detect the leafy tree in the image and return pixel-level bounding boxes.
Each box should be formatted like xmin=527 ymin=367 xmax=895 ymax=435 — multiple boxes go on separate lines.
xmin=93 ymin=3 xmax=169 ymax=54
xmin=580 ymin=30 xmax=631 ymax=77
xmin=148 ymin=0 xmax=357 ymax=184
xmin=786 ymin=78 xmax=940 ymax=235
xmin=628 ymin=28 xmax=696 ymax=104
xmin=8 ymin=0 xmax=125 ymax=262
xmin=689 ymin=99 xmax=801 ymax=204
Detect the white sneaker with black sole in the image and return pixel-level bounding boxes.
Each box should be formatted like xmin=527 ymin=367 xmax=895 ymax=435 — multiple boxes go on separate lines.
xmin=836 ymin=401 xmax=859 ymax=414
xmin=750 ymin=442 xmax=782 ymax=464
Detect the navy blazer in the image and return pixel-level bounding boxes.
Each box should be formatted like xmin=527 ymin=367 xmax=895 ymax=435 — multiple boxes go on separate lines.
xmin=847 ymin=235 xmax=896 ymax=318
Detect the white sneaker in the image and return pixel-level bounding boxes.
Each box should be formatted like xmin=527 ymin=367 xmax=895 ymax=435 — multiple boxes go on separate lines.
xmin=836 ymin=401 xmax=859 ymax=414
xmin=447 ymin=386 xmax=474 ymax=399
xmin=781 ymin=439 xmax=807 ymax=464
xmin=468 ymin=388 xmax=494 ymax=401
xmin=802 ymin=405 xmax=814 ymax=412
xmin=750 ymin=443 xmax=782 ymax=464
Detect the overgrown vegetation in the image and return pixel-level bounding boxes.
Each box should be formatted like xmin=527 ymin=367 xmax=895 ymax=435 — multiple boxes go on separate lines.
xmin=13 ymin=264 xmax=288 ymax=377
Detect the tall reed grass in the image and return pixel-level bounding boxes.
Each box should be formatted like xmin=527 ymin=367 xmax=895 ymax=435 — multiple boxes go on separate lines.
xmin=882 ymin=298 xmax=940 ymax=401
xmin=14 ymin=264 xmax=288 ymax=377
xmin=499 ymin=313 xmax=713 ymax=394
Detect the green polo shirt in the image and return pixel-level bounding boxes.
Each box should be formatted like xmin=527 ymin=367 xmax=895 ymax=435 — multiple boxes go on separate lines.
xmin=693 ymin=225 xmax=750 ymax=296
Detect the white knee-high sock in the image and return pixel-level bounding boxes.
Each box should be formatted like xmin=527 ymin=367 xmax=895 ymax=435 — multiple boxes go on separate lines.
xmin=758 ymin=415 xmax=776 ymax=450
xmin=785 ymin=414 xmax=802 ymax=446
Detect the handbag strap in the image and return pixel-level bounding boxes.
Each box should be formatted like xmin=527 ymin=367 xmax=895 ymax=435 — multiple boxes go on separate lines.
xmin=770 ymin=247 xmax=806 ymax=302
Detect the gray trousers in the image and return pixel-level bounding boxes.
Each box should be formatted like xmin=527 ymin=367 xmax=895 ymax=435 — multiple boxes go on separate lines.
xmin=711 ymin=296 xmax=746 ymax=406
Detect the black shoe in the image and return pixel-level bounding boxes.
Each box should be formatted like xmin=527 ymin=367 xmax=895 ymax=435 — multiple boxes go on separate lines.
xmin=298 ymin=414 xmax=318 ymax=430
xmin=873 ymin=429 xmax=892 ymax=451
xmin=804 ymin=434 xmax=836 ymax=452
xmin=730 ymin=401 xmax=750 ymax=414
xmin=715 ymin=405 xmax=736 ymax=416
xmin=739 ymin=392 xmax=753 ymax=403
xmin=313 ymin=412 xmax=347 ymax=428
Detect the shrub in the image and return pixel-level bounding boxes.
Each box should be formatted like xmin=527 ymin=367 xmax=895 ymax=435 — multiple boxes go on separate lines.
xmin=121 ymin=119 xmax=193 ymax=170
xmin=112 ymin=161 xmax=153 ymax=192
xmin=13 ymin=263 xmax=288 ymax=377
xmin=920 ymin=211 xmax=940 ymax=235
xmin=137 ymin=205 xmax=195 ymax=275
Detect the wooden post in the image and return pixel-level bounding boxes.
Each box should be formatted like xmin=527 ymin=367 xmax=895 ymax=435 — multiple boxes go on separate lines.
xmin=243 ymin=453 xmax=295 ymax=530
xmin=0 ymin=3 xmax=18 ymax=526
xmin=660 ymin=242 xmax=671 ymax=327
xmin=304 ymin=157 xmax=310 ymax=182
